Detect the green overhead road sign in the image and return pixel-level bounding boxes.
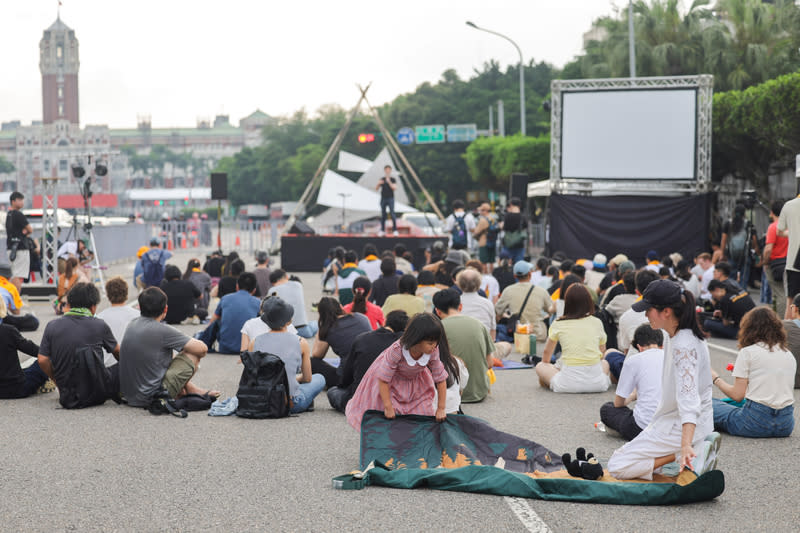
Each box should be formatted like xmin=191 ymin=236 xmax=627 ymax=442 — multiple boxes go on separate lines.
xmin=415 ymin=125 xmax=445 ymax=144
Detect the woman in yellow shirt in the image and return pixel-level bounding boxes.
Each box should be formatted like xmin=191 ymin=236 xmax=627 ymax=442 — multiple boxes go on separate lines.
xmin=535 ymin=283 xmax=611 ymax=393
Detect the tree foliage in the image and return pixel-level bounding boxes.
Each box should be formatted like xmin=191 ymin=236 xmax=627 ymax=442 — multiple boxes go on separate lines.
xmin=0 ymin=155 xmax=15 ymax=174
xmin=564 ymin=0 xmax=800 ymax=92
xmin=712 ymin=71 xmax=800 ymax=188
xmin=464 ymin=135 xmax=550 ymax=190
xmin=216 ymin=62 xmax=560 ymax=207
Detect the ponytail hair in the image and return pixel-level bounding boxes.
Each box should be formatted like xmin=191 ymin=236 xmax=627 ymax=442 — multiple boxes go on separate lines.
xmin=657 ymin=289 xmax=705 ymax=341
xmin=350 ymin=276 xmax=371 ymax=315
xmin=437 ymin=325 xmax=459 ymax=388
xmin=64 ymin=257 xmax=78 ymax=279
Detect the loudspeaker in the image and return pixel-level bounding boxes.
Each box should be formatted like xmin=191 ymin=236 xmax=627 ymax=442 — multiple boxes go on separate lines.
xmin=211 ymin=173 xmax=228 ymax=200
xmin=509 ymin=173 xmax=529 ymax=203
xmin=289 ymin=220 xmax=315 ymax=235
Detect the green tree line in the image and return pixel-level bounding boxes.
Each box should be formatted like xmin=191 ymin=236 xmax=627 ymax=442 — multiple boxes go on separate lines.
xmin=214 ymin=0 xmax=800 ymax=208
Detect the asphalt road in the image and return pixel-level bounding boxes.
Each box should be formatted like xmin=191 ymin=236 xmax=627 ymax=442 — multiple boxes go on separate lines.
xmin=3 ymin=249 xmax=798 ymax=532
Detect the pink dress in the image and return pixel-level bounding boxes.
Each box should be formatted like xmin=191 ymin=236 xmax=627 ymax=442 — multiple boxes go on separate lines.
xmin=345 ymin=339 xmax=449 ymax=430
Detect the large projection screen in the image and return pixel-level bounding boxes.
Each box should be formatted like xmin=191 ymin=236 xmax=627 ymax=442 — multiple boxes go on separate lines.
xmin=560 ymin=89 xmax=697 ymax=180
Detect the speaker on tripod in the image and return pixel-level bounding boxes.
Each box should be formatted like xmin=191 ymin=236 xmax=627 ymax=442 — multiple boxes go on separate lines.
xmin=211 ymin=173 xmax=228 ymax=200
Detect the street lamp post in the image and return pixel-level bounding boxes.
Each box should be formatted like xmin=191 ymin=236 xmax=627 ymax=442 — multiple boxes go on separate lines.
xmin=466 ymin=21 xmax=525 ymax=136
xmin=628 ymin=0 xmax=636 ymax=77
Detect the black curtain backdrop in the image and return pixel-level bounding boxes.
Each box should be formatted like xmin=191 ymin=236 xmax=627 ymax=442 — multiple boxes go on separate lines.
xmin=548 ymin=194 xmax=711 ymax=265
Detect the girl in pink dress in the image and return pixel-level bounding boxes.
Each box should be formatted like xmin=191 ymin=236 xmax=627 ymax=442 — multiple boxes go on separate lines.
xmin=346 ymin=313 xmax=456 ymax=430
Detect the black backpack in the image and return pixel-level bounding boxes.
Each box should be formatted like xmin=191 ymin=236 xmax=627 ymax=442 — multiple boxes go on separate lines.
xmin=58 ymin=345 xmax=114 ymax=409
xmin=451 ymin=215 xmax=468 ymax=248
xmin=236 ymin=351 xmax=290 ymax=419
xmin=595 ymin=308 xmax=618 ymax=351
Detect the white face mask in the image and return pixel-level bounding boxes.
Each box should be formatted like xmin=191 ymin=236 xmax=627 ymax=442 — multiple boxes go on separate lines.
xmin=402 ymin=347 xmax=430 ymax=367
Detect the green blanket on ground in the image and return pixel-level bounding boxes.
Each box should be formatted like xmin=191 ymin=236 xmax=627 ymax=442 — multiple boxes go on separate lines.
xmin=333 ymin=411 xmax=724 ymax=505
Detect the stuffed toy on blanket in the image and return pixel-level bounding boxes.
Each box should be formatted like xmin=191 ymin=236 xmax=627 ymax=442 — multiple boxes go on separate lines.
xmin=562 ymin=447 xmax=604 ymax=480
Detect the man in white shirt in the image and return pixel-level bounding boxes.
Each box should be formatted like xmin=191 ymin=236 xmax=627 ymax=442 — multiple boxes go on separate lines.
xmin=444 ymin=199 xmax=476 ymax=251
xmin=696 ymin=252 xmax=715 ymax=301
xmin=456 ymin=268 xmax=496 ymax=340
xmin=615 ymin=270 xmax=659 ymax=356
xmin=600 ymin=324 xmax=664 ymax=441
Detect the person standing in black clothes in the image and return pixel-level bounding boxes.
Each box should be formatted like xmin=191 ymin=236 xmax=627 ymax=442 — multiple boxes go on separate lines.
xmin=160 ymin=265 xmax=202 ymax=324
xmin=326 ymin=310 xmax=409 ymax=412
xmin=0 ymin=324 xmax=47 ymax=398
xmin=376 ymin=165 xmax=398 ymax=236
xmin=5 ymin=191 xmax=33 ymax=292
xmin=500 ymin=197 xmax=526 ymax=264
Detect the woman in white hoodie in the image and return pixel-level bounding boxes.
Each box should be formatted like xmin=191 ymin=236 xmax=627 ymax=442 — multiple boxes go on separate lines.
xmin=608 ymin=280 xmax=720 ymax=480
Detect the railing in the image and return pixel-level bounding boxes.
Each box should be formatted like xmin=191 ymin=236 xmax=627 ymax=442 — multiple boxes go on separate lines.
xmin=149 ymin=219 xmax=284 ymax=255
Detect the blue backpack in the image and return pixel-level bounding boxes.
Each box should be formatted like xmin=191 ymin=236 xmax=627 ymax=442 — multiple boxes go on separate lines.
xmin=141 ymin=249 xmax=166 ymax=287
xmin=451 ymin=215 xmax=468 ymax=248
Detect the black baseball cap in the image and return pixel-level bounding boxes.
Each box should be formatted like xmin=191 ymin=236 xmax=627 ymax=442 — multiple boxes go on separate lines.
xmin=707 ymin=279 xmax=726 ymax=292
xmin=631 ymin=279 xmax=684 ymax=312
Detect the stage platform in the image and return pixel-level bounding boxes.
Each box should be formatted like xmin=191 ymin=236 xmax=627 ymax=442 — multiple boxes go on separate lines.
xmin=280 ymin=234 xmax=445 ymax=272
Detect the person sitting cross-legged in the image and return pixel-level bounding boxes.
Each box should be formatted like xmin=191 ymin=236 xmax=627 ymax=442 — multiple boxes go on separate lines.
xmin=195 ymin=272 xmax=260 ymax=354
xmin=599 ymin=324 xmax=664 ymax=441
xmin=120 ymin=287 xmax=218 ymax=408
xmin=0 ymin=323 xmax=48 ymax=399
xmin=37 ymin=282 xmax=121 ymax=407
xmin=250 ymin=296 xmax=324 ymax=414
xmin=326 ymin=310 xmax=408 ymax=413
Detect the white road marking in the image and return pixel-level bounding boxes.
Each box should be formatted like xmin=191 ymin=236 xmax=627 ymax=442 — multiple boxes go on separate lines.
xmin=505 ymin=496 xmax=551 ymax=533
xmin=707 ymin=342 xmax=738 ymax=356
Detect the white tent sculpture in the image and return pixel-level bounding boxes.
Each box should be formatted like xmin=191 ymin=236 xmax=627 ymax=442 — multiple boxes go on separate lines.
xmin=337 ymin=150 xmax=372 ymax=173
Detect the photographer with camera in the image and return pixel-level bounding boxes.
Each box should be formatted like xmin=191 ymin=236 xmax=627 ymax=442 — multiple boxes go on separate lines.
xmin=720 ymin=203 xmax=757 ymax=291
xmin=5 ymin=192 xmax=33 ymax=291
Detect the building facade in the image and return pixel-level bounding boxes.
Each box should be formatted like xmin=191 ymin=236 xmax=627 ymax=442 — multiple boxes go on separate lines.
xmin=0 ymin=15 xmax=272 ymax=211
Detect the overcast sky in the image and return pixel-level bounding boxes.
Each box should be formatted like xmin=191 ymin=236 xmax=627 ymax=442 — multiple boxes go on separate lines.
xmin=1 ymin=0 xmax=627 ymax=129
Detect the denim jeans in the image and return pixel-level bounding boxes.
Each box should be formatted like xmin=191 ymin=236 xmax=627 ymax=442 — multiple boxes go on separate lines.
xmin=380 ymin=197 xmax=396 ymax=232
xmin=295 ymin=320 xmax=318 ymax=339
xmin=713 ymin=398 xmax=794 ymax=437
xmin=290 ymin=374 xmax=325 ymax=413
xmin=502 ymin=247 xmax=525 ymax=264
xmin=703 ymin=318 xmax=738 ymax=339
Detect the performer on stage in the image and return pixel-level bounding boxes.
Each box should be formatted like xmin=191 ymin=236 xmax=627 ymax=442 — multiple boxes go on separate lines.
xmin=376 ymin=165 xmax=398 ymax=236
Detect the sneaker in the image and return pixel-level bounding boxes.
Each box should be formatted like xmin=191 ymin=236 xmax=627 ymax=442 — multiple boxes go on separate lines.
xmin=37 ymin=379 xmax=56 ymax=394
xmin=377 ymin=230 xmax=385 ymax=237
xmin=392 ymin=230 xmax=399 ymax=236
xmin=691 ymin=432 xmax=721 ymax=475
xmin=191 ymin=315 xmax=201 ymax=325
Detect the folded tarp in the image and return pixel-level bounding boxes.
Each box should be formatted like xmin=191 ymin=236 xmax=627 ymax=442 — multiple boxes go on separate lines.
xmin=334 ymin=411 xmax=725 ymax=505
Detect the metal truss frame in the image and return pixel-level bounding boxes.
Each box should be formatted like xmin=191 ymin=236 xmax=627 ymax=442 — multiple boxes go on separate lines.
xmin=549 ymin=75 xmax=713 ymax=196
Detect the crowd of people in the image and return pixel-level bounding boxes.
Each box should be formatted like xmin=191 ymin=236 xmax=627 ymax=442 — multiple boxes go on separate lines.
xmin=3 ymin=192 xmax=800 ymax=483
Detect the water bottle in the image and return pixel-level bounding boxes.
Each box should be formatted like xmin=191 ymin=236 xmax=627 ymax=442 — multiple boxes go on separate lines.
xmin=594 ymin=422 xmax=606 ymax=432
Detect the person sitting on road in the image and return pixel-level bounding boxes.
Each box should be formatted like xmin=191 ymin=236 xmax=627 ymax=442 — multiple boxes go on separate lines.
xmin=535 ymin=283 xmax=611 ymax=393
xmin=97 ymin=277 xmax=139 ymax=368
xmin=433 ymin=289 xmax=495 ymax=404
xmin=415 ymin=270 xmax=438 ymax=313
xmin=311 ymin=296 xmax=372 ymax=388
xmin=212 ymin=258 xmax=244 ymax=300
xmin=492 ymin=251 xmax=517 ymax=294
xmin=0 ymin=275 xmax=38 ymax=332
xmin=160 ymin=265 xmax=202 ymax=325
xmin=253 ymin=250 xmax=272 ymax=298
xmin=250 ymin=297 xmax=324 ymax=414
xmin=37 ymin=283 xmax=121 ymax=407
xmin=495 ymin=260 xmax=554 ymax=343
xmin=0 ymin=322 xmax=47 ymax=399
xmin=120 ymin=287 xmax=218 ymax=408
xmin=456 ymin=268 xmax=496 ymax=340
xmin=599 ymin=260 xmax=636 ymax=307
xmin=196 ymin=272 xmax=260 ymax=354
xmin=382 ymin=274 xmax=425 ymax=318
xmin=369 ymin=257 xmax=400 ymax=308
xmin=202 ymin=249 xmax=225 ymax=285
xmin=343 ymin=276 xmax=385 ymax=330
xmin=336 ymin=250 xmax=367 ymax=305
xmin=600 ymin=324 xmax=664 ymax=441
xmin=184 ymin=258 xmax=212 ymax=320
xmin=615 ymin=270 xmax=660 ymax=359
xmin=138 ymin=238 xmax=172 ymax=289
xmin=703 ymin=279 xmax=756 ymax=339
xmin=240 ymin=296 xmax=298 ymax=352
xmin=357 ymin=243 xmax=382 ymax=282
xmin=711 ymin=306 xmax=795 ymax=437
xmin=55 ymin=257 xmax=89 ymax=314
xmin=781 ymin=292 xmax=800 ymax=389
xmin=608 ymin=280 xmax=718 ymax=480
xmin=327 ymin=310 xmax=409 ymax=413
xmin=393 ymin=243 xmax=414 ymax=275
xmin=268 ymin=268 xmax=317 ymax=338
xmin=466 ymin=259 xmax=500 ymax=304
xmin=713 ymin=261 xmax=741 ymax=291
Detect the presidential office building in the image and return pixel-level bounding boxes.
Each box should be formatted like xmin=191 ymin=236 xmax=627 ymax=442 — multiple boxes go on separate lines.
xmin=0 ymin=15 xmax=271 ymax=212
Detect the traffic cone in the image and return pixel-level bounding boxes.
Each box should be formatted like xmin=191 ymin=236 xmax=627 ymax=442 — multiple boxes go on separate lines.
xmin=181 ymin=234 xmax=188 ymax=249
xmin=167 ymin=238 xmax=174 ymax=251
xmin=235 ymin=231 xmax=241 ymax=247
xmin=193 ymin=235 xmax=199 ymax=247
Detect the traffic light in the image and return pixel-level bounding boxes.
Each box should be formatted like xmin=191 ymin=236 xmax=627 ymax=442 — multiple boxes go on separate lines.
xmin=184 ymin=197 xmax=189 ymax=205
xmin=357 ymin=133 xmax=375 ymax=143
